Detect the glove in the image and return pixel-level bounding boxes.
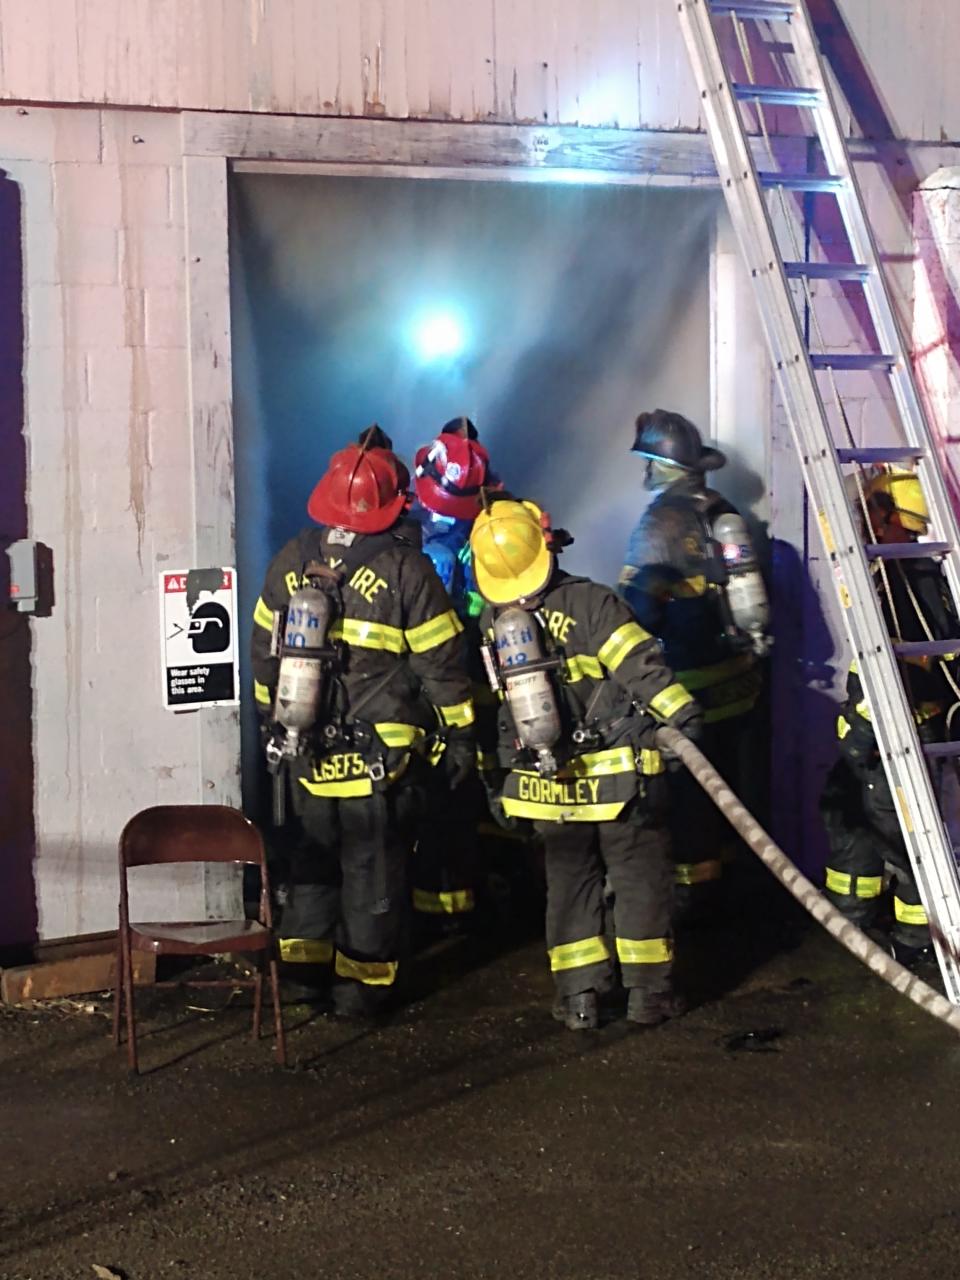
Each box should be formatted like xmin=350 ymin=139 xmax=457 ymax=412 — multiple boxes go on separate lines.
xmin=443 ymin=732 xmax=477 ymax=790
xmin=668 ymin=699 xmax=704 ymax=744
xmin=658 ymin=700 xmax=703 ymax=773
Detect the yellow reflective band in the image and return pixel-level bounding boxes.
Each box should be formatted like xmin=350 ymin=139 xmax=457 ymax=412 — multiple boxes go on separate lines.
xmin=598 ymin=621 xmax=651 ymax=672
xmin=405 ymin=608 xmax=463 ymax=654
xmin=855 ymin=699 xmax=871 ymax=722
xmin=856 ymin=875 xmax=883 ymax=900
xmin=649 ymin=683 xmax=695 ymax=721
xmin=640 ymin=748 xmax=665 ymax=776
xmin=439 ymin=699 xmax=476 ymax=728
xmin=335 ymin=952 xmax=398 ymax=986
xmin=331 ymin=617 xmax=406 ymax=653
xmin=565 ymin=653 xmax=604 ymax=682
xmin=894 ymin=897 xmax=928 ymax=926
xmin=849 ymin=659 xmax=859 ymax=675
xmin=704 ymin=694 xmax=759 ymax=724
xmin=476 ymin=749 xmax=499 ymax=772
xmin=564 ymin=746 xmax=637 ymax=777
xmin=616 ymin=937 xmax=673 ymax=965
xmin=412 ymin=888 xmax=476 ymax=915
xmin=253 ymin=597 xmax=274 ymax=631
xmin=675 ymin=860 xmax=723 ymax=886
xmin=501 ymin=797 xmax=627 ymax=822
xmin=279 ymin=937 xmax=333 ymax=964
xmin=837 ymin=715 xmax=851 ymax=741
xmin=298 ymin=775 xmax=373 ymax=798
xmin=825 ymin=867 xmax=852 ymax=895
xmin=254 ymin=679 xmax=272 ymax=707
xmin=375 ymin=722 xmax=425 ymax=748
xmin=675 ymin=653 xmax=754 ymax=692
xmin=548 ymin=935 xmax=611 ymax=972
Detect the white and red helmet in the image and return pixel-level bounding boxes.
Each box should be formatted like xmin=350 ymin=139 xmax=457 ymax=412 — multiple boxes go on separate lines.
xmin=414 ymin=434 xmax=500 ymax=520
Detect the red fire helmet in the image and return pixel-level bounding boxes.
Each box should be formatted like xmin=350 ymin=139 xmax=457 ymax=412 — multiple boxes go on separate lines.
xmin=414 ymin=435 xmax=499 ymax=521
xmin=308 ymin=443 xmax=409 ymax=533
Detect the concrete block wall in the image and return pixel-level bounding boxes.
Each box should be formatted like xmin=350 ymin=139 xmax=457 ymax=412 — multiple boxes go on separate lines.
xmin=2 ymin=104 xmax=211 ymax=939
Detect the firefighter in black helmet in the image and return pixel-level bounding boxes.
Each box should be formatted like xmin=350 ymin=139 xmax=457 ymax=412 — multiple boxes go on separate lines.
xmin=618 ymin=409 xmax=769 ymax=920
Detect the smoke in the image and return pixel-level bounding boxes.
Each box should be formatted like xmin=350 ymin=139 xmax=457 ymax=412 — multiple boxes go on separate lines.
xmin=231 ymin=174 xmax=719 ymax=589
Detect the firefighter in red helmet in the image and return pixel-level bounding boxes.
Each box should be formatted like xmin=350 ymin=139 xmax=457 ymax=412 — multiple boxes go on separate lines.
xmin=251 ymin=431 xmax=475 ymax=1017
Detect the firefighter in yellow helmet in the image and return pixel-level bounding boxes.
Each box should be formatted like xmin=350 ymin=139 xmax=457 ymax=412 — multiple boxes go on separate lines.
xmin=820 ymin=465 xmax=957 ymax=966
xmin=471 ymin=496 xmax=703 ymax=1029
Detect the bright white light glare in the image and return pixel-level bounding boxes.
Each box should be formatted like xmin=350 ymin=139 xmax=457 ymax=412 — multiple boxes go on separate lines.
xmin=410 ymin=309 xmax=468 ymax=361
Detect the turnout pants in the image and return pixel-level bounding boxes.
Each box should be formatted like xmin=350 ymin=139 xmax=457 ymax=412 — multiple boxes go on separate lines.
xmin=413 ymin=769 xmax=482 ymax=920
xmin=668 ymin=716 xmax=746 ymax=894
xmin=280 ymin=779 xmax=421 ymax=1006
xmin=537 ymin=800 xmax=674 ymax=999
xmin=821 ymin=759 xmax=929 ymax=948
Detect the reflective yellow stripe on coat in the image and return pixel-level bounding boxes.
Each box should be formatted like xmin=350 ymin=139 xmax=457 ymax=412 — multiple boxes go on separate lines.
xmin=648 ymin=683 xmax=695 ymax=721
xmin=597 ymin=621 xmax=652 ymax=672
xmin=330 ymin=617 xmax=406 ymax=653
xmin=405 ymin=609 xmax=463 ymax=653
xmin=253 ymin=597 xmax=274 ymax=631
xmin=439 ymin=699 xmax=475 ymax=728
xmin=254 ymin=680 xmax=272 ymax=707
xmin=824 ymin=868 xmax=883 ymax=899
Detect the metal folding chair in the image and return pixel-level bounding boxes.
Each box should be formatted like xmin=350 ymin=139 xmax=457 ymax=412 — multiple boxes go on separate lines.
xmin=113 ymin=805 xmax=286 ymax=1071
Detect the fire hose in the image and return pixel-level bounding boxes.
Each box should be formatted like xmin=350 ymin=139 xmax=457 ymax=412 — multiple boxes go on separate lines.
xmin=655 ymin=726 xmax=960 ymax=1035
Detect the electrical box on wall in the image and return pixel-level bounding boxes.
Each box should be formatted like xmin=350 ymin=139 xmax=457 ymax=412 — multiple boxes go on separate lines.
xmin=6 ymin=540 xmax=53 ymax=615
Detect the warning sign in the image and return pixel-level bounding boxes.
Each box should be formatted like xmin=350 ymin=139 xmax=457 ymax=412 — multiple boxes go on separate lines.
xmin=159 ymin=567 xmax=240 ymax=710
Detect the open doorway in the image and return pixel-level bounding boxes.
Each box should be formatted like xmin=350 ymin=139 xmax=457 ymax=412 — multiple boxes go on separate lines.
xmin=229 ymin=172 xmax=720 ymax=809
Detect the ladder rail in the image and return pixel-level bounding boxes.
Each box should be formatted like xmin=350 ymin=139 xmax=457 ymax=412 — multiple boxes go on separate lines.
xmin=676 ymin=0 xmax=960 ymax=1001
xmin=787 ymin=15 xmax=960 ymax=619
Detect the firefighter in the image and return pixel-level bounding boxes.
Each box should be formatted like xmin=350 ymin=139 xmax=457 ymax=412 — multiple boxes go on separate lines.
xmin=251 ymin=437 xmax=475 ymax=1017
xmin=821 ymin=466 xmax=958 ymax=966
xmin=618 ymin=409 xmax=768 ymax=920
xmin=470 ymin=496 xmax=703 ymax=1030
xmin=410 ymin=423 xmax=503 ymax=928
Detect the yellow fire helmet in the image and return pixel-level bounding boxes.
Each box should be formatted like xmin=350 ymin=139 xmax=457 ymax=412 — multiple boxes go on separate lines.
xmin=470 ymin=498 xmax=555 ymax=605
xmin=865 ymin=464 xmax=930 ymax=534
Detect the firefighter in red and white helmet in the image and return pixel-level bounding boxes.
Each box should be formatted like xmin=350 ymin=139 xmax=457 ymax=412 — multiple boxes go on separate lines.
xmin=410 ymin=420 xmax=503 ymax=930
xmin=251 ymin=430 xmax=475 ymax=1018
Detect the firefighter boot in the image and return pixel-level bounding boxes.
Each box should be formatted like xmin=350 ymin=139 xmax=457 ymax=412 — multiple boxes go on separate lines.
xmin=627 ymin=987 xmax=686 ymax=1027
xmin=552 ymin=990 xmax=599 ymax=1031
xmin=277 ymin=961 xmax=332 ymax=1008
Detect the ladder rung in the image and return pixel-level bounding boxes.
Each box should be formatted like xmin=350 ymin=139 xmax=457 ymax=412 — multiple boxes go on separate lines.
xmin=810 ymin=354 xmax=897 ymax=371
xmin=733 ymin=83 xmax=820 ymax=107
xmin=784 ymin=261 xmax=871 ymax=282
xmin=759 ymin=172 xmax=845 ymax=192
xmin=837 ymin=447 xmax=927 ymax=464
xmin=893 ymin=640 xmax=960 ymax=660
xmin=709 ymin=1 xmax=795 ymax=17
xmin=865 ymin=542 xmax=953 ymax=561
xmin=923 ymin=742 xmax=960 ymax=760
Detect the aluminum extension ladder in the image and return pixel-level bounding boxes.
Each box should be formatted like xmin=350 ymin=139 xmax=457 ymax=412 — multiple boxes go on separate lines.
xmin=677 ymin=0 xmax=960 ymax=1001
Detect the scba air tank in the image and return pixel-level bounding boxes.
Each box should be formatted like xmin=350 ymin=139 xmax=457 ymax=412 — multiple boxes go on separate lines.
xmin=274 ymin=586 xmax=334 ymax=746
xmin=712 ymin=512 xmax=772 ymax=657
xmin=494 ymin=606 xmax=562 ymax=775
